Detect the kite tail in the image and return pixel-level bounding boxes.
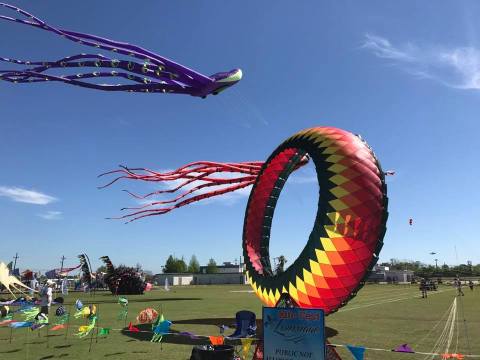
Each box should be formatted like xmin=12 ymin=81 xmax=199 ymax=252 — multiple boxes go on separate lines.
xmin=99 ymin=157 xmax=309 ymax=223
xmin=0 ymin=54 xmax=189 ymax=93
xmin=0 ymin=3 xmax=212 ymax=93
xmin=99 ymin=161 xmax=262 ymax=222
xmin=0 ymin=54 xmax=189 ymax=94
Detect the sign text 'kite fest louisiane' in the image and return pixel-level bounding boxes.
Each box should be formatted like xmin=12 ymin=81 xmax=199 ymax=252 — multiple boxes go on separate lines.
xmin=263 ymin=307 xmax=326 ymax=360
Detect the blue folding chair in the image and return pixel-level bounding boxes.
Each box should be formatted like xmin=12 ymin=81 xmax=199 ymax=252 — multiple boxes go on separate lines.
xmin=228 ymin=310 xmax=256 ymax=338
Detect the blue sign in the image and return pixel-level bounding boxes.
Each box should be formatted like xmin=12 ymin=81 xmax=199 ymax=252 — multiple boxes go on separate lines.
xmin=263 ymin=307 xmax=325 ymax=360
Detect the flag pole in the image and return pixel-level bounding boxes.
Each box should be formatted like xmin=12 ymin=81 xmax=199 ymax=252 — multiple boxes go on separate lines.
xmin=64 ymin=305 xmax=71 ymax=342
xmin=88 ymin=304 xmax=97 ymax=353
xmin=46 ymin=324 xmax=49 ymax=348
xmin=95 ymin=304 xmax=100 ymax=344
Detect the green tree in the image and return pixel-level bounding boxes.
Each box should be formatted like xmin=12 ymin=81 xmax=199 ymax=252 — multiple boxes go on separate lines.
xmin=275 ymin=255 xmax=287 ymax=274
xmin=96 ymin=265 xmax=107 ymax=274
xmin=188 ymin=255 xmax=200 ymax=273
xmin=440 ymin=264 xmax=450 ymax=276
xmin=473 ymin=264 xmax=480 ymax=276
xmin=206 ymin=258 xmax=218 ymax=274
xmin=164 ymin=255 xmax=177 ymax=273
xmin=176 ymin=257 xmax=188 ymax=273
xmin=164 ymin=255 xmax=188 ymax=273
xmin=452 ymin=264 xmax=472 ymax=276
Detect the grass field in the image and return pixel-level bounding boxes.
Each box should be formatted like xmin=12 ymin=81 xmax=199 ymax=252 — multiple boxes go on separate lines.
xmin=0 ymin=284 xmax=478 ymax=359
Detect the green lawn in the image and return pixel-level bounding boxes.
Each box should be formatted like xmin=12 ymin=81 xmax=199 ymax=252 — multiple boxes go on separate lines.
xmin=0 ymin=284 xmax=478 ymax=359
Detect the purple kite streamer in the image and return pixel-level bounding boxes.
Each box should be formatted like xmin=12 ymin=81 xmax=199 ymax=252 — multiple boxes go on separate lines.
xmin=0 ymin=3 xmax=242 ymax=98
xmin=393 ymin=344 xmax=414 ymax=353
xmin=178 ymin=331 xmax=201 ymax=339
xmin=30 ymin=322 xmax=48 ymax=331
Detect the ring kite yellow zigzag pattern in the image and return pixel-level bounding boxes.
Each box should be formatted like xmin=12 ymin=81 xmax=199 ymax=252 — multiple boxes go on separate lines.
xmin=243 ymin=126 xmax=388 ymax=314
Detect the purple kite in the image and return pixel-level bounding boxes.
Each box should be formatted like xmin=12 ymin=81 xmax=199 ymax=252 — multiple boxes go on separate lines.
xmin=0 ymin=3 xmax=242 ymax=98
xmin=393 ymin=344 xmax=414 ymax=353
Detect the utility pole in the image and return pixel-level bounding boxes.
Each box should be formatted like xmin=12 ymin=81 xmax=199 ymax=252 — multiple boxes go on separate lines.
xmin=12 ymin=253 xmax=19 ymax=274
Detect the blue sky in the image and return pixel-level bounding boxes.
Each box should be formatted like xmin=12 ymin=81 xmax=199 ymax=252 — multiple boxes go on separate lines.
xmin=1 ymin=1 xmax=479 ymax=273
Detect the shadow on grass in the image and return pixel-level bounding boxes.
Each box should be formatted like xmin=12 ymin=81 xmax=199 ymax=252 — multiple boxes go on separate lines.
xmin=0 ymin=349 xmax=21 ymax=353
xmin=105 ymin=352 xmax=126 ymax=357
xmin=122 ymin=329 xmax=218 ymax=346
xmin=174 ymin=318 xmax=239 ymax=326
xmin=171 ymin=318 xmax=338 ymax=338
xmin=121 ymin=319 xmax=339 ymax=345
xmin=54 ymin=344 xmax=72 ymax=349
xmin=63 ymin=297 xmax=202 ymax=305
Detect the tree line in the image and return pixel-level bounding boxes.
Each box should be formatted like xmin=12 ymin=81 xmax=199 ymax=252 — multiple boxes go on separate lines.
xmin=381 ymin=259 xmax=480 ymax=278
xmin=162 ymin=255 xmax=219 ymax=274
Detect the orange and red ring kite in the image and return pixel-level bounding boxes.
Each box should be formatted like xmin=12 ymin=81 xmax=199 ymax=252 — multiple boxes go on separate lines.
xmin=243 ymin=127 xmax=388 ymax=313
xmin=101 ymin=126 xmax=388 ymax=315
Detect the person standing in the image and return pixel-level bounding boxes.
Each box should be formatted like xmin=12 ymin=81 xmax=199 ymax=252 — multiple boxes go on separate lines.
xmin=420 ymin=278 xmax=428 ymax=298
xmin=455 ymin=278 xmax=464 ymax=296
xmin=468 ymin=280 xmax=474 ymax=291
xmin=36 ymin=279 xmax=54 ymax=321
xmin=29 ymin=273 xmax=38 ymax=296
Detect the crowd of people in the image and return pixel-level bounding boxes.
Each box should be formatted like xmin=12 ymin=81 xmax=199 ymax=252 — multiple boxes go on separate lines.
xmin=419 ymin=277 xmax=476 ymax=298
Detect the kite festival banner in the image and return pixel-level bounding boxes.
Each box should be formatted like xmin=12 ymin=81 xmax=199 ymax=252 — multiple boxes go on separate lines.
xmin=263 ymin=307 xmax=325 ymax=360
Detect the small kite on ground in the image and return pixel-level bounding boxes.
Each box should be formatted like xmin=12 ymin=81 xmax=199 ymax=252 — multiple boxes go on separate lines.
xmin=151 ymin=314 xmax=172 ymax=343
xmin=136 ymin=308 xmax=158 ymax=324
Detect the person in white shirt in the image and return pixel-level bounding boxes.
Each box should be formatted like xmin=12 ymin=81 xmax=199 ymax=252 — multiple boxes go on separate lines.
xmin=36 ymin=279 xmax=54 ymax=321
xmin=29 ymin=275 xmax=38 ymax=296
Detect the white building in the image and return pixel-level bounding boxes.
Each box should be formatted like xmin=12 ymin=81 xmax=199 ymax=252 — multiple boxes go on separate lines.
xmin=153 ymin=273 xmax=247 ymax=286
xmin=368 ymin=265 xmax=414 ymax=283
xmin=199 ymin=261 xmax=244 ymax=274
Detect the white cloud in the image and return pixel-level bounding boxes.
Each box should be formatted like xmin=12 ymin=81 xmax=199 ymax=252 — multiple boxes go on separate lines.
xmin=0 ymin=186 xmax=57 ymax=205
xmin=362 ymin=34 xmax=416 ymax=62
xmin=37 ymin=211 xmax=63 ymax=220
xmin=288 ymin=175 xmax=318 ymax=184
xmin=288 ymin=166 xmax=318 ymax=184
xmin=362 ymin=33 xmax=480 ymax=89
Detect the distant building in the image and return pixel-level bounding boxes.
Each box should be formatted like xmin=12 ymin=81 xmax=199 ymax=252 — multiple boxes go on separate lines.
xmin=374 ymin=265 xmax=389 ymax=272
xmin=368 ymin=265 xmax=414 ymax=283
xmin=153 ymin=273 xmax=247 ymax=286
xmin=199 ymin=261 xmax=244 ymax=274
xmin=154 ymin=260 xmax=247 ymax=286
